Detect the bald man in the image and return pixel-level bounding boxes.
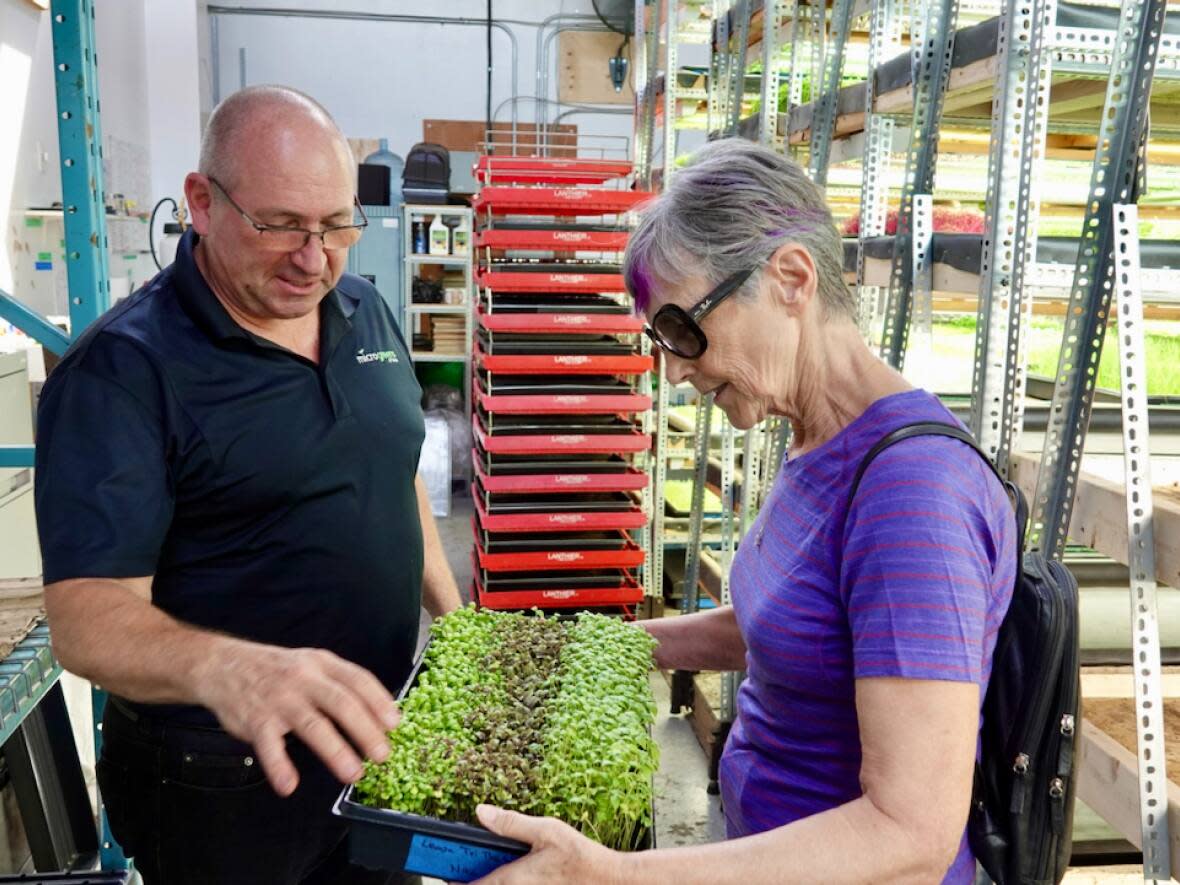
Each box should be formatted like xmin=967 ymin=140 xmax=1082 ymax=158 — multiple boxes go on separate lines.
xmin=34 ymin=86 xmax=458 ymax=883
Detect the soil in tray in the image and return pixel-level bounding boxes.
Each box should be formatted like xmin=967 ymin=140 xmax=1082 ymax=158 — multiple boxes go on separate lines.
xmin=479 ymin=529 xmax=632 ymax=551
xmin=478 ymin=452 xmax=634 ymax=474
xmin=485 ymin=262 xmax=622 ymax=274
xmin=478 ymin=413 xmax=641 ymax=435
xmin=483 ymin=569 xmax=636 ymax=590
xmin=479 ymin=375 xmax=637 ymax=396
xmin=1085 ymin=697 xmax=1180 ymax=774
xmin=481 ymin=491 xmax=639 ymax=513
xmin=481 ymin=295 xmax=630 ymax=313
xmin=479 ymin=332 xmax=636 ymax=355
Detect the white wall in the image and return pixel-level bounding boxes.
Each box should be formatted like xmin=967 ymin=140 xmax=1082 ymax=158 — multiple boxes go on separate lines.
xmin=203 ymin=0 xmax=638 ymax=160
xmin=145 ymin=0 xmax=203 ymax=205
xmin=1 ymin=0 xmax=204 ymax=316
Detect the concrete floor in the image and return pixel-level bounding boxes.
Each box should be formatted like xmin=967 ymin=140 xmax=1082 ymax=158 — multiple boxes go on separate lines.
xmin=426 ymin=491 xmax=728 ymax=851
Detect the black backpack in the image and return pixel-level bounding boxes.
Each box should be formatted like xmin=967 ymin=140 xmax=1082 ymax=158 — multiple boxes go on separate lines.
xmin=850 ymin=422 xmax=1080 ymax=885
xmin=402 ymin=142 xmax=451 ymax=203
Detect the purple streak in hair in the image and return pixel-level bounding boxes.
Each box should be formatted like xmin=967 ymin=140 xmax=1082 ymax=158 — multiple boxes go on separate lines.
xmin=625 ymin=253 xmax=654 ymax=313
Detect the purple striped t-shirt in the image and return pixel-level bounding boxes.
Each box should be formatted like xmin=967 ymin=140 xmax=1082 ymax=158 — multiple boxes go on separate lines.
xmin=721 ymin=389 xmax=1015 ymax=883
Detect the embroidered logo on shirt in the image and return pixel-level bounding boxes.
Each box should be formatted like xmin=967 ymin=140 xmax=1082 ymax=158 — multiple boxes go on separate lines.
xmin=356 ymin=348 xmax=399 ymax=365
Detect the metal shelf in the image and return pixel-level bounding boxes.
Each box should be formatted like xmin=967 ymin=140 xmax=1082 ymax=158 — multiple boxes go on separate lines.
xmin=407 ymin=304 xmax=468 ymax=314
xmin=0 ymin=622 xmax=60 ymax=749
xmin=405 ymin=254 xmax=470 ymax=266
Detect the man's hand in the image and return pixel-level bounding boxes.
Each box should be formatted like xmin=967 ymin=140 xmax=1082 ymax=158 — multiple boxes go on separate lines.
xmin=194 ymin=641 xmax=401 ymax=797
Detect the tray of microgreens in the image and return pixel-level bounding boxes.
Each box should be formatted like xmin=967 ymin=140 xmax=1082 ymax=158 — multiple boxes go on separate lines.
xmin=333 ymin=605 xmax=659 ymax=881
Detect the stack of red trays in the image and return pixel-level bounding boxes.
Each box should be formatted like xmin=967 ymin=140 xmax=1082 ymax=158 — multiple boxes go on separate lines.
xmin=470 ymin=156 xmax=655 ymax=619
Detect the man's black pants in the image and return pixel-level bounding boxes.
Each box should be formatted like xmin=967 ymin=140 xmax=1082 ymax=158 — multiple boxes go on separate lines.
xmin=97 ymin=699 xmax=411 ymax=884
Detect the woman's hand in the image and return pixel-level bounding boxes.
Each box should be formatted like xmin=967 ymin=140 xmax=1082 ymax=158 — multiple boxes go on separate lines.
xmin=471 ymin=804 xmax=629 ymax=885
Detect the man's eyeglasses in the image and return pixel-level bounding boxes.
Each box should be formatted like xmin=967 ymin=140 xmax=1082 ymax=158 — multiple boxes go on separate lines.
xmin=207 ymin=177 xmax=368 ymax=252
xmin=643 ymin=266 xmax=757 ymax=360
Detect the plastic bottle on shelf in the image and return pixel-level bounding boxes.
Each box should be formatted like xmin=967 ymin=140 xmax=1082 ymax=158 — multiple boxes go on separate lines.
xmin=429 ymin=214 xmax=450 ymax=256
xmin=451 ymin=218 xmax=469 ymax=257
xmin=363 ymin=138 xmax=404 ymax=207
xmin=412 ymin=214 xmax=428 ymax=254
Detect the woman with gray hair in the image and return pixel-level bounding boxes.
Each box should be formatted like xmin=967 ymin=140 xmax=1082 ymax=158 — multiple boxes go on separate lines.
xmin=473 ymin=138 xmax=1015 ymax=884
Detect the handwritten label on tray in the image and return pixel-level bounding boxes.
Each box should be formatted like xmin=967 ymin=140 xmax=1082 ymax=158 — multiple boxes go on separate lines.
xmin=404 ymin=833 xmax=521 ymax=881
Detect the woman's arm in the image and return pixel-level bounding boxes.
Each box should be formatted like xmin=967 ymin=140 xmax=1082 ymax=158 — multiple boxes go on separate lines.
xmin=640 ymin=605 xmax=746 ymax=671
xmin=474 ymin=676 xmax=978 ymax=885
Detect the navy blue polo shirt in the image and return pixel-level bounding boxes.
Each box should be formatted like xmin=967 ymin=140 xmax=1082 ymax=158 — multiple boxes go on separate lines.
xmin=35 ymin=230 xmax=425 ymax=724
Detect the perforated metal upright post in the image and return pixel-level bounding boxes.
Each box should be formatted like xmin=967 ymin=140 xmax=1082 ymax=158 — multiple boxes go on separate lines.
xmin=708 ymin=1 xmax=732 ymax=135
xmin=651 ymin=355 xmax=671 ymax=603
xmin=662 ymin=0 xmax=681 ymax=176
xmin=969 ymin=0 xmax=1055 ymax=475
xmin=634 ymin=0 xmax=662 ymax=187
xmin=50 ymin=1 xmax=122 ymax=869
xmin=739 ymin=425 xmax=761 ymax=539
xmin=809 ymin=0 xmax=826 ymax=111
xmin=52 ymin=0 xmax=111 ymax=333
xmin=717 ymin=421 xmax=738 ymax=727
xmin=725 ymin=2 xmax=752 ymax=134
xmin=758 ymin=0 xmax=783 ymax=147
xmin=808 ymin=0 xmax=854 ymax=187
xmin=1030 ymin=0 xmax=1166 ymax=559
xmin=779 ymin=1 xmax=806 ymax=159
xmin=855 ymin=0 xmax=900 ymax=341
xmin=1110 ymin=203 xmax=1171 ymax=879
xmin=681 ymin=395 xmax=715 ymax=614
xmin=879 ymin=0 xmax=960 ymax=370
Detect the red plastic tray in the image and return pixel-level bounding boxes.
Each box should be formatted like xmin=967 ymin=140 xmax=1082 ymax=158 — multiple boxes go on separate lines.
xmin=472 ymin=490 xmax=646 ymax=534
xmin=472 ymin=454 xmax=648 ymax=493
xmin=472 ymin=187 xmax=653 ymax=216
xmin=476 ymin=269 xmax=627 ymax=293
xmin=472 ymin=570 xmax=644 ymax=610
xmin=474 ymin=229 xmax=630 ymax=252
xmin=475 ymin=156 xmax=634 ymax=185
xmin=477 ymin=308 xmax=643 ymax=335
xmin=474 ymin=534 xmax=646 ymax=571
xmin=475 ymin=343 xmax=652 ymax=376
xmin=473 ymin=415 xmax=650 ymax=455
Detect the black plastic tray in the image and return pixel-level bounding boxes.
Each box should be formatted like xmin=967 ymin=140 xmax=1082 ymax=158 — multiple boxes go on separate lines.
xmin=333 ymin=647 xmax=531 ymax=882
xmin=0 ymin=876 xmax=132 ymax=884
xmin=334 ymin=642 xmax=653 ymax=881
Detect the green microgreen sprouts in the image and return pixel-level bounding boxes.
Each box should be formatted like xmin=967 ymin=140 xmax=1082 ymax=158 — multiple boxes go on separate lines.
xmin=355 ymin=606 xmax=659 ymax=850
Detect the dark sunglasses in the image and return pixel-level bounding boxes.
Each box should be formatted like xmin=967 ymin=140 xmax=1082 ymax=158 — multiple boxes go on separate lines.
xmin=643 ymin=266 xmax=757 ymax=359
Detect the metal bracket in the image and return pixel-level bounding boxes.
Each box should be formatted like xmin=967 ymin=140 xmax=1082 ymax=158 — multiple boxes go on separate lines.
xmin=1030 ymin=0 xmax=1167 ymax=558
xmin=1111 ymin=204 xmax=1170 ymax=880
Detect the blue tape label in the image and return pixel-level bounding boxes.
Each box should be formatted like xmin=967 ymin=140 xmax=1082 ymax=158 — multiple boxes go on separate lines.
xmin=34 ymin=261 xmax=52 ymax=271
xmin=404 ymin=834 xmax=520 ymax=881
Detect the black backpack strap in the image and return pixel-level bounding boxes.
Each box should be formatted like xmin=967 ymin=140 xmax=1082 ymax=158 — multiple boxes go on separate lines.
xmin=846 ymin=421 xmax=1029 ymax=570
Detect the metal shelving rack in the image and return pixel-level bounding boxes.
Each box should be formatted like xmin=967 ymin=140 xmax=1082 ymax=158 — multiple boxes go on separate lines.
xmin=401 ymin=205 xmax=476 ymax=417
xmin=646 ymin=0 xmax=1180 ymax=868
xmin=0 ymin=0 xmax=127 ymax=872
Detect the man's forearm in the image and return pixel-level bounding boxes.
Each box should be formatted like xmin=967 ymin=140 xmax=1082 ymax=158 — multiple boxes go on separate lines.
xmin=415 ymin=476 xmax=463 ymax=618
xmin=643 ymin=606 xmax=746 ymax=671
xmin=46 ymin=579 xmax=236 ymax=706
